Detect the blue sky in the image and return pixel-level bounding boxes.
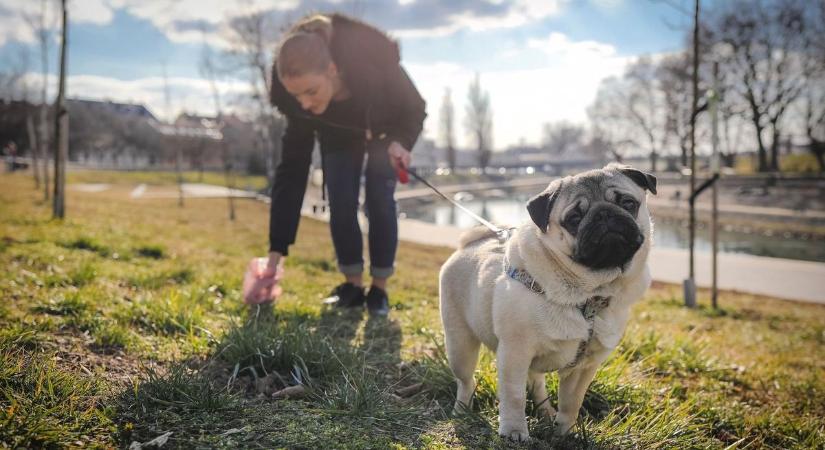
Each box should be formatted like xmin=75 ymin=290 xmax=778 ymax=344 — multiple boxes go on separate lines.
xmin=0 ymin=0 xmax=698 ymax=149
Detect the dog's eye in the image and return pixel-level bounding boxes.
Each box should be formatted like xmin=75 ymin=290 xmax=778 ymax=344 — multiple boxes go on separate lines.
xmin=566 ymin=212 xmax=582 ymax=228
xmin=620 ymin=198 xmax=638 ymax=213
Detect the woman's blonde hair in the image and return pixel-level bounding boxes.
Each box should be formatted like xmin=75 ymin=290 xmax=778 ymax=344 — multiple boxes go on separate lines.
xmin=276 ymin=14 xmax=334 ymax=79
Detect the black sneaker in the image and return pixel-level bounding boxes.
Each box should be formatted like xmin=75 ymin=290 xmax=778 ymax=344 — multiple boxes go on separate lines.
xmin=365 ymin=286 xmax=390 ymax=316
xmin=323 ymin=282 xmax=365 ymax=308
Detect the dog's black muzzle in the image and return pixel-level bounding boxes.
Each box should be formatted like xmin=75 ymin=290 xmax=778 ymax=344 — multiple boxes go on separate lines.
xmin=574 ymin=203 xmax=644 ymax=270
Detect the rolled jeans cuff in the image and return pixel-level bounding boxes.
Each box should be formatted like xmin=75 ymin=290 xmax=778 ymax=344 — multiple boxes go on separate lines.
xmin=370 ymin=265 xmax=394 ymax=279
xmin=338 ymin=262 xmax=364 ymax=276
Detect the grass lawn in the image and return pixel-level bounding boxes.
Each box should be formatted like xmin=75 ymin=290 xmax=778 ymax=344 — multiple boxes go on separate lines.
xmin=1 ymin=171 xmax=823 ymax=449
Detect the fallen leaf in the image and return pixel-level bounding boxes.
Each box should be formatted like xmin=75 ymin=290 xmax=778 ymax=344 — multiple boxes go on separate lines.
xmin=128 ymin=431 xmax=172 ymax=449
xmin=395 ymin=382 xmax=424 ymax=398
xmin=272 ymin=385 xmax=306 ymax=399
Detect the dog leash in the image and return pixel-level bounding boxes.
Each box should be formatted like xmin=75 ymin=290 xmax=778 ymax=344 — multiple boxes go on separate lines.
xmin=397 ymin=166 xmax=513 ymax=242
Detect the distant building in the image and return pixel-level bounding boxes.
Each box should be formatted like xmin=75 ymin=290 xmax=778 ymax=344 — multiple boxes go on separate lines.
xmin=69 ymin=99 xmax=157 ymax=121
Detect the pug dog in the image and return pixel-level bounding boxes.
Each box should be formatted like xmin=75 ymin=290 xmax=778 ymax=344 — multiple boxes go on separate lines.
xmin=439 ymin=163 xmax=656 ymax=441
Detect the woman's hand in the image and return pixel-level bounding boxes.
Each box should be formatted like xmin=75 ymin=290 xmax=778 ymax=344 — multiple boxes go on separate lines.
xmin=243 ymin=253 xmax=284 ymax=304
xmin=387 ymin=141 xmax=411 ymax=171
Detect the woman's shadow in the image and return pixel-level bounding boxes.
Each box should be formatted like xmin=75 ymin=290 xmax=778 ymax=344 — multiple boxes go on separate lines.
xmin=318 ymin=305 xmax=403 ymax=369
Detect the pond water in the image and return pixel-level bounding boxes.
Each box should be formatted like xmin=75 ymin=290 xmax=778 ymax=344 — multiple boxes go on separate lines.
xmin=398 ymin=193 xmax=825 ymax=263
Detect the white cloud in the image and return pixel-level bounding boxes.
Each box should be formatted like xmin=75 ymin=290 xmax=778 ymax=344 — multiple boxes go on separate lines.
xmin=590 ymin=0 xmax=623 ymax=10
xmin=2 ymin=0 xmax=569 ymax=55
xmin=408 ymin=32 xmax=631 ymax=149
xmin=0 ymin=0 xmax=115 ymax=46
xmin=394 ymin=0 xmax=565 ymax=38
xmin=108 ymin=0 xmax=300 ymax=48
xmin=528 ymin=32 xmax=617 ymax=58
xmin=0 ymin=0 xmax=47 ymax=46
xmin=73 ymin=0 xmax=114 ymax=25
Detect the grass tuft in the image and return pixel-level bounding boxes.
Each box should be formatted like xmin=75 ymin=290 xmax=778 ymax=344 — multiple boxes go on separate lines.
xmin=61 ymin=236 xmax=111 ymax=257
xmin=0 ymin=343 xmax=116 ymax=448
xmin=119 ymin=291 xmax=207 ymax=336
xmin=116 ymin=363 xmax=239 ymax=445
xmin=135 ymin=244 xmax=165 ymax=259
xmin=32 ymin=293 xmax=89 ymax=317
xmin=126 ymin=267 xmax=194 ymax=289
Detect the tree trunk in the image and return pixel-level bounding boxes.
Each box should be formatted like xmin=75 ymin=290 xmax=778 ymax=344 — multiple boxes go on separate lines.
xmin=809 ymin=138 xmax=825 ymax=173
xmin=649 ymin=150 xmax=658 ymax=172
xmin=40 ymin=104 xmax=50 ymax=200
xmin=176 ymin=142 xmax=184 ymax=208
xmin=52 ymin=0 xmax=67 ymax=219
xmin=769 ymin=124 xmax=780 ymax=172
xmin=753 ymin=120 xmax=769 ymax=172
xmin=222 ymin=142 xmax=235 ymax=221
xmin=26 ymin=115 xmax=41 ymax=189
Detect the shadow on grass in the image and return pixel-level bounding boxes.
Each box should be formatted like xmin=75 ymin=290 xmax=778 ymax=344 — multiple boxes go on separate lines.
xmin=113 ymin=303 xmax=450 ymax=447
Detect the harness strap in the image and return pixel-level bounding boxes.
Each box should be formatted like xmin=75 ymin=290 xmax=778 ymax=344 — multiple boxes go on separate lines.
xmin=503 ymin=258 xmax=611 ymax=369
xmin=564 ymin=295 xmax=611 ymax=369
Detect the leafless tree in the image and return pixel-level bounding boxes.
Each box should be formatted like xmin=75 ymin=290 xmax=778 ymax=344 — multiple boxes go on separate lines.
xmin=465 ymin=73 xmax=493 ymax=170
xmin=581 ymin=132 xmax=615 ymax=167
xmin=623 ymin=56 xmax=670 ymax=171
xmin=541 ymin=121 xmax=585 ymax=156
xmin=52 ymin=0 xmax=67 ymax=219
xmin=439 ymin=88 xmax=456 ymax=171
xmin=24 ymin=0 xmax=56 ymax=200
xmin=705 ymin=0 xmax=808 ymax=172
xmin=587 ymin=76 xmax=639 ymax=163
xmin=799 ymin=1 xmax=825 ymax=172
xmin=657 ymin=52 xmax=694 ymax=168
xmin=200 ymin=38 xmax=236 ymax=220
xmin=0 ymin=47 xmax=42 ymax=183
xmin=223 ymin=8 xmax=283 ymax=188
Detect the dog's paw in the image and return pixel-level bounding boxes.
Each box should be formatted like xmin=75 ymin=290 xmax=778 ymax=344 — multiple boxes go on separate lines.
xmin=553 ymin=414 xmax=575 ymax=436
xmin=499 ymin=422 xmax=530 ymax=442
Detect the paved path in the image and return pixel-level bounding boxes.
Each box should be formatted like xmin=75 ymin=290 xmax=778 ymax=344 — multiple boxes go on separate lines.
xmin=69 ymin=183 xmax=112 ymax=193
xmin=128 ymin=183 xmax=256 ymax=199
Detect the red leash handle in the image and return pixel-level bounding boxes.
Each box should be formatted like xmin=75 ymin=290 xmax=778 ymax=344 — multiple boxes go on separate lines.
xmin=396 ymin=165 xmax=409 ymax=184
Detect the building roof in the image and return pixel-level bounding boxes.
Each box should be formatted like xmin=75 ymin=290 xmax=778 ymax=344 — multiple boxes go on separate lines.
xmin=68 ymin=98 xmax=157 ymax=120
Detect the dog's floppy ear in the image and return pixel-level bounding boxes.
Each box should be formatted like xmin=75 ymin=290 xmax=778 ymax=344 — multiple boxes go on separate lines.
xmin=526 ymin=188 xmax=558 ymax=233
xmin=618 ymin=166 xmax=657 ymax=195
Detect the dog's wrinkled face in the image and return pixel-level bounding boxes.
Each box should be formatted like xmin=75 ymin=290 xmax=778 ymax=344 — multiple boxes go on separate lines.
xmin=527 ymin=164 xmax=657 ymax=271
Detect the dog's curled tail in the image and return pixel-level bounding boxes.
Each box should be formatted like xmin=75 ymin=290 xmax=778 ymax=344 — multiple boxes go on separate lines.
xmin=458 ymin=226 xmax=499 ymax=249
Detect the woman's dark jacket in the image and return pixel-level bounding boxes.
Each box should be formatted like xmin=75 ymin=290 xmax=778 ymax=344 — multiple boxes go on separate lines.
xmin=268 ymin=13 xmax=426 ymax=255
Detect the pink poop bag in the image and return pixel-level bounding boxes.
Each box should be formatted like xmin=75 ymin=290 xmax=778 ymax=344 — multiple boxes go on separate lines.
xmin=242 ymin=257 xmax=283 ymax=304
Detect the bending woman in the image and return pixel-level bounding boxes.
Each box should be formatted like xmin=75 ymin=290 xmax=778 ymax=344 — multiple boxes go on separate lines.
xmin=265 ymin=13 xmax=426 ymax=316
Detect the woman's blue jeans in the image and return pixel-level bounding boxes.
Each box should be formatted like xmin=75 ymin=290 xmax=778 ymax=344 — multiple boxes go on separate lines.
xmin=321 ymin=140 xmax=398 ymax=279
